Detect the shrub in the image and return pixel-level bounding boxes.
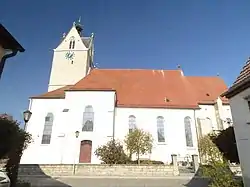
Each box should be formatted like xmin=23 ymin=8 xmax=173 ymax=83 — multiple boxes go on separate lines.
xmin=210 ymin=127 xmax=239 ymax=163
xmin=128 ymin=160 xmax=164 ymax=165
xmin=95 ymin=139 xmax=129 ymax=164
xmin=124 ymin=129 xmax=153 ymax=165
xmin=198 ymin=135 xmax=241 ymax=187
xmin=0 ymin=116 xmax=31 ymax=187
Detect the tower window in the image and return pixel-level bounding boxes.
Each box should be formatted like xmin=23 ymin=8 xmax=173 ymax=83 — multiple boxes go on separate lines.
xmin=69 ymin=36 xmax=75 ymax=49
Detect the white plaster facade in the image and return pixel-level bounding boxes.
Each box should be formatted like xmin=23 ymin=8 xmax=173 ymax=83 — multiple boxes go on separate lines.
xmin=21 ymin=91 xmax=232 ymax=164
xmin=225 ymin=87 xmax=250 ymax=186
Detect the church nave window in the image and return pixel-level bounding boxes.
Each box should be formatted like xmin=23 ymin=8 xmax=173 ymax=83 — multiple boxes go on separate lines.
xmin=157 ymin=116 xmax=165 ymax=143
xmin=128 ymin=115 xmax=136 ymax=133
xmin=41 ymin=113 xmax=54 ymax=144
xmin=184 ymin=116 xmax=193 ymax=147
xmin=82 ymin=105 xmax=94 ymax=132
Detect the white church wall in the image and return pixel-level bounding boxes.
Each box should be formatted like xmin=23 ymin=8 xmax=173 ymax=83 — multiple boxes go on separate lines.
xmin=21 ymin=98 xmax=66 ymax=164
xmin=21 ymin=92 xmax=233 ymax=165
xmin=195 ymin=104 xmax=232 ymax=136
xmin=228 ymin=87 xmax=250 ymax=187
xmin=114 ymin=107 xmax=199 ymax=164
xmin=64 ymin=91 xmax=116 ymax=164
xmin=21 ymin=91 xmax=116 ymax=164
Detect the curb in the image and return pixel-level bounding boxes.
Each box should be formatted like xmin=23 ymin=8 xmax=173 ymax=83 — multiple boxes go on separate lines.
xmin=19 ymin=175 xmax=207 ymax=180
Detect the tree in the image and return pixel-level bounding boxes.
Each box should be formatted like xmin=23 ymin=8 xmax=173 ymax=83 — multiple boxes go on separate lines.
xmin=210 ymin=127 xmax=239 ymax=163
xmin=95 ymin=140 xmax=129 ymax=164
xmin=198 ymin=134 xmax=241 ymax=187
xmin=124 ymin=129 xmax=153 ymax=165
xmin=0 ymin=116 xmax=31 ymax=187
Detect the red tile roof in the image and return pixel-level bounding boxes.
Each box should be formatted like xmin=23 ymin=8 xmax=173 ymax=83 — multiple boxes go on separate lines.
xmin=222 ymin=58 xmax=250 ymax=98
xmin=32 ymin=69 xmax=229 ymax=109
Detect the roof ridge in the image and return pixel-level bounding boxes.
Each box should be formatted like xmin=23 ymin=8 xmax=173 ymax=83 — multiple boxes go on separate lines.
xmin=93 ymin=68 xmax=182 ymax=71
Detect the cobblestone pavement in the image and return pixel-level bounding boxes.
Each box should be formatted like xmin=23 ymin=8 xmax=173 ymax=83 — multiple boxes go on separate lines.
xmin=20 ymin=176 xmax=209 ymax=187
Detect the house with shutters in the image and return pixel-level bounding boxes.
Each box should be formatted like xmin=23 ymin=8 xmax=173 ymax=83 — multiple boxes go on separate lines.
xmin=21 ymin=21 xmax=232 ymax=164
xmin=222 ymin=58 xmax=250 ymax=187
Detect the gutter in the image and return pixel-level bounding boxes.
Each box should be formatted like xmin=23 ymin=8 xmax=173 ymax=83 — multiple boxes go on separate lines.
xmin=0 ymin=50 xmax=18 ymax=79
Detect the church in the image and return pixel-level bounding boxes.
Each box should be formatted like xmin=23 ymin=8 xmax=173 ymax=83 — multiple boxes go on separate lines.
xmin=20 ymin=21 xmax=233 ymax=164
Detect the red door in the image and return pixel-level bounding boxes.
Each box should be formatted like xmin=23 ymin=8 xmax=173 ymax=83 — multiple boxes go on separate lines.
xmin=79 ymin=140 xmax=92 ymax=163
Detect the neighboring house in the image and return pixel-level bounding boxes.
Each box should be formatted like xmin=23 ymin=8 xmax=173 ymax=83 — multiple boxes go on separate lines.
xmin=222 ymin=58 xmax=250 ymax=187
xmin=0 ymin=24 xmax=25 ymax=79
xmin=20 ymin=21 xmax=232 ymax=164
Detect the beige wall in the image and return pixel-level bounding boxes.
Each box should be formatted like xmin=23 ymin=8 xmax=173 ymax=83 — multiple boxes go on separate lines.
xmin=229 ymin=87 xmax=250 ymax=187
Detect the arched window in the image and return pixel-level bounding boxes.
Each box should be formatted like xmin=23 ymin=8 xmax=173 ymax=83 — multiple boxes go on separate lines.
xmin=184 ymin=116 xmax=193 ymax=147
xmin=157 ymin=116 xmax=165 ymax=142
xmin=82 ymin=105 xmax=94 ymax=131
xmin=41 ymin=113 xmax=54 ymax=144
xmin=128 ymin=115 xmax=136 ymax=133
xmin=69 ymin=36 xmax=75 ymax=49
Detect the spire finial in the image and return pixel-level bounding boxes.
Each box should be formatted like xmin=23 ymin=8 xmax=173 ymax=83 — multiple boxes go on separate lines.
xmin=78 ymin=16 xmax=81 ymax=23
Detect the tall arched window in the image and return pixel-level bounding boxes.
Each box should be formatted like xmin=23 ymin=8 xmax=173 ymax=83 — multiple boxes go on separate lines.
xmin=82 ymin=105 xmax=94 ymax=131
xmin=69 ymin=36 xmax=75 ymax=49
xmin=128 ymin=115 xmax=136 ymax=133
xmin=41 ymin=113 xmax=54 ymax=144
xmin=184 ymin=116 xmax=193 ymax=147
xmin=157 ymin=116 xmax=165 ymax=142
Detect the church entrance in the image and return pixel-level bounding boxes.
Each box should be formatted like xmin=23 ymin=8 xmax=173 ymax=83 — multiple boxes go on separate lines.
xmin=79 ymin=140 xmax=92 ymax=163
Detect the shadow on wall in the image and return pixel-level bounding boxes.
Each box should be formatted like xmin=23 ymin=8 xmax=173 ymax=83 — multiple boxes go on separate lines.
xmin=18 ymin=165 xmax=72 ymax=187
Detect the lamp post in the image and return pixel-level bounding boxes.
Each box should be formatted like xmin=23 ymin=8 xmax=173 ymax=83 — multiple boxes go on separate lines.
xmin=73 ymin=130 xmax=79 ymax=175
xmin=23 ymin=110 xmax=32 ymax=131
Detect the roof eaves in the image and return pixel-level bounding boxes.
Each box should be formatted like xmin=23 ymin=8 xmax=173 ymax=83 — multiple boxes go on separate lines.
xmin=0 ymin=24 xmax=25 ymax=52
xmin=30 ymin=96 xmax=65 ymax=99
xmin=221 ymin=76 xmax=250 ymax=98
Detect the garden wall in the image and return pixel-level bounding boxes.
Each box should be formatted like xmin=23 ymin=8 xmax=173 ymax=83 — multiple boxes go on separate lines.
xmin=18 ymin=164 xmax=179 ymax=177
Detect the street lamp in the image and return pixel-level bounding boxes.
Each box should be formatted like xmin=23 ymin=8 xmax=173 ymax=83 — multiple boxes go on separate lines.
xmin=75 ymin=130 xmax=80 ymax=138
xmin=23 ymin=110 xmax=32 ymax=130
xmin=73 ymin=130 xmax=80 ymax=175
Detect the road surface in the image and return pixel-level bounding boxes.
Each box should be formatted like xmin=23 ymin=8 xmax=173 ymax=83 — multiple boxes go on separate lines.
xmin=20 ymin=176 xmax=209 ymax=187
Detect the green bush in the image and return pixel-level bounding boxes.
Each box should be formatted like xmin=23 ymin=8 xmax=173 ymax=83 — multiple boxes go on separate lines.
xmin=95 ymin=140 xmax=130 ymax=164
xmin=128 ymin=160 xmax=164 ymax=165
xmin=0 ymin=116 xmax=31 ymax=187
xmin=198 ymin=135 xmax=241 ymax=187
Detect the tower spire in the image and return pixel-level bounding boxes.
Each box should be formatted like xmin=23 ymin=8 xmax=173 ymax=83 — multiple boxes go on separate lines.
xmin=75 ymin=17 xmax=83 ymax=35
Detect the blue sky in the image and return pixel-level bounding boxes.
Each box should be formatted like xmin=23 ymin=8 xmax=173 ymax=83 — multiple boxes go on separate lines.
xmin=1 ymin=0 xmax=250 ymax=124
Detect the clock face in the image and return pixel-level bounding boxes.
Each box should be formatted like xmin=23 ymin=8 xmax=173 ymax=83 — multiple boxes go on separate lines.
xmin=65 ymin=51 xmax=75 ymax=60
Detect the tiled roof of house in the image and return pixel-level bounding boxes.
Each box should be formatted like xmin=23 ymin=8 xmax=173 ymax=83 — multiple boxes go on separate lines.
xmin=222 ymin=58 xmax=250 ymax=98
xmin=32 ymin=69 xmax=229 ymax=109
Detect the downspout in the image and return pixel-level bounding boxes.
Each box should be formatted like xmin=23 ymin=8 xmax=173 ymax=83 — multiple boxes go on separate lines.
xmin=193 ymin=109 xmax=202 ymax=163
xmin=0 ymin=50 xmax=18 ymax=79
xmin=112 ymin=92 xmax=116 ymax=141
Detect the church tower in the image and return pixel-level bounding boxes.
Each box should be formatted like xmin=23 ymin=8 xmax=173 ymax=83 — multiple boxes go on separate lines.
xmin=48 ymin=20 xmax=94 ymax=92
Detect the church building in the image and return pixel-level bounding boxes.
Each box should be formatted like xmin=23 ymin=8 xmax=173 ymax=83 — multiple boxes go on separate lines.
xmin=21 ymin=21 xmax=233 ymax=164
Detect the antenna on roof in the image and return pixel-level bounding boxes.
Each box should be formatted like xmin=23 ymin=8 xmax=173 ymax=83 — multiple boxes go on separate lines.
xmin=177 ymin=64 xmax=181 ymax=69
